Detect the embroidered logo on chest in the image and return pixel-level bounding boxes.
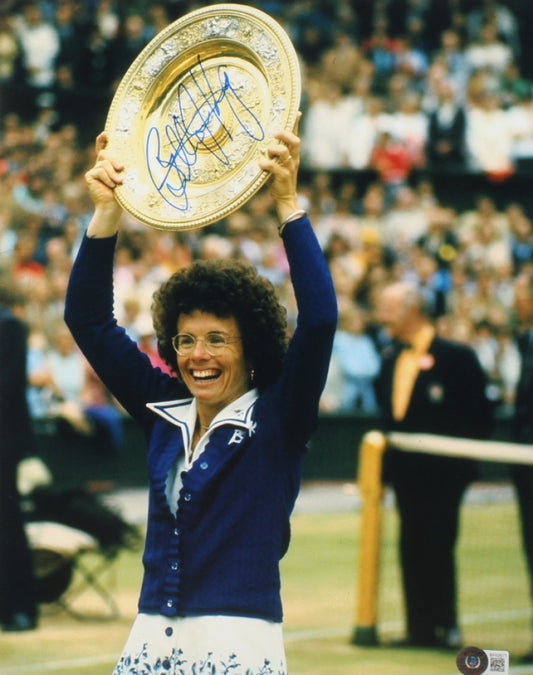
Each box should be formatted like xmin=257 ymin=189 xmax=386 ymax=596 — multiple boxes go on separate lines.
xmin=229 ymin=429 xmax=247 ymax=445
xmin=228 ymin=421 xmax=257 ymax=445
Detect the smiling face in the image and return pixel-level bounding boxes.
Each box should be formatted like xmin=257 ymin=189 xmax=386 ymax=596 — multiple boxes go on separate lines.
xmin=176 ymin=310 xmax=250 ymax=416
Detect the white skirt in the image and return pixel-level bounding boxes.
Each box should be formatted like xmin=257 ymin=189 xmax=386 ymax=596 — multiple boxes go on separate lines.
xmin=112 ymin=613 xmax=288 ymax=675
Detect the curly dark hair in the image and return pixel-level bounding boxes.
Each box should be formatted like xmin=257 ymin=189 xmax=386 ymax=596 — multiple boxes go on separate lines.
xmin=151 ymin=259 xmax=288 ymax=392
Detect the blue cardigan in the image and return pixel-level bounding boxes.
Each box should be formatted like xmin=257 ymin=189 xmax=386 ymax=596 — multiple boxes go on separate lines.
xmin=64 ymin=216 xmax=337 ymax=622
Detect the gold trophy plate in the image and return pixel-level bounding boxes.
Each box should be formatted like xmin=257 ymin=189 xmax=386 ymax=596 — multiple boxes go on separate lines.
xmin=105 ymin=3 xmax=301 ymax=231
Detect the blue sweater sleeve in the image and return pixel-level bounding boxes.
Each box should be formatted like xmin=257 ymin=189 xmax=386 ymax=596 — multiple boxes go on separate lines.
xmin=64 ymin=235 xmax=183 ymax=426
xmin=277 ymin=216 xmax=338 ymax=440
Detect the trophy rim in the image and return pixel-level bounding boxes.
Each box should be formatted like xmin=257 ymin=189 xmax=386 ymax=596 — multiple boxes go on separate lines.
xmin=104 ymin=3 xmax=301 ymax=231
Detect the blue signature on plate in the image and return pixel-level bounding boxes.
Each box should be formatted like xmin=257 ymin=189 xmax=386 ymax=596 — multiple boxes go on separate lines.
xmin=146 ymin=55 xmax=265 ymax=213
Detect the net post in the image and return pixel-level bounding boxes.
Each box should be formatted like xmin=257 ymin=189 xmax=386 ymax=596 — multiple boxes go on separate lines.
xmin=351 ymin=430 xmax=387 ymax=646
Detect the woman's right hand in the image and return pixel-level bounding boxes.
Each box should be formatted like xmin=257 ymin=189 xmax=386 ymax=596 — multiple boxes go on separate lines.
xmin=85 ymin=132 xmax=124 ymax=237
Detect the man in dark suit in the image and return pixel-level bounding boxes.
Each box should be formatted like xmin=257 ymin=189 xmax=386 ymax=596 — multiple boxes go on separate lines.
xmin=374 ymin=281 xmax=491 ymax=649
xmin=0 ymin=281 xmax=38 ymax=631
xmin=427 ymin=79 xmax=467 ymax=172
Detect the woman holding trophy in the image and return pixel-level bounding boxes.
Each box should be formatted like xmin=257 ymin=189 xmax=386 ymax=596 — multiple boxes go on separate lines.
xmin=65 ymin=117 xmax=337 ymax=672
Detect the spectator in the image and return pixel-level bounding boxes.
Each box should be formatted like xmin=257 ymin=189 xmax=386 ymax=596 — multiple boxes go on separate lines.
xmin=493 ymin=321 xmax=521 ymax=413
xmin=444 ymin=256 xmax=474 ymax=315
xmin=385 ymin=71 xmax=414 ymax=115
xmin=358 ymin=182 xmax=388 ymax=232
xmin=320 ymin=29 xmax=364 ymax=91
xmin=324 ymin=231 xmax=363 ymax=306
xmin=301 ymin=81 xmax=352 ymax=169
xmin=95 ymin=0 xmax=120 ymax=41
xmin=39 ymin=323 xmax=123 ymax=451
xmin=461 ymin=213 xmax=512 ymax=274
xmin=416 ymin=205 xmax=460 ymax=271
xmin=12 ymin=2 xmax=59 ymax=115
xmin=508 ymin=207 xmax=533 ymax=273
xmin=121 ymin=296 xmax=143 ymax=342
xmin=44 ymin=323 xmax=93 ymax=429
xmin=465 ymin=91 xmax=514 ymax=178
xmin=388 ymin=92 xmax=428 ymax=169
xmin=11 ymin=233 xmax=46 ymax=287
xmin=345 ymin=59 xmax=376 ymax=108
xmin=383 ymin=185 xmax=429 ymax=256
xmin=394 ymin=34 xmax=429 ymax=83
xmin=464 ymin=20 xmax=514 ymax=78
xmin=316 ymin=186 xmax=361 ymax=251
xmin=466 ymin=0 xmax=520 ymax=61
xmin=62 ymin=216 xmax=84 ymax=261
xmin=290 ymin=8 xmax=334 ymax=78
xmin=424 ymin=3 xmax=466 ymax=54
xmin=435 ymin=312 xmax=474 ymax=345
xmin=54 ymin=0 xmax=86 ymax=68
xmin=27 ymin=327 xmax=54 ymax=421
xmin=459 ymin=194 xmax=508 ymax=240
xmin=468 ymin=266 xmax=509 ymax=327
xmin=426 ymin=78 xmax=467 ymax=171
xmin=0 ymin=211 xmax=17 ymax=260
xmin=499 ymin=61 xmax=532 ymax=109
xmin=51 ymin=64 xmax=97 ymax=143
xmin=346 ymin=95 xmax=391 ymax=170
xmin=362 ymin=18 xmax=399 ymax=94
xmin=369 ymin=131 xmax=414 ymax=205
xmin=133 ymin=313 xmax=173 ymax=375
xmin=0 ymin=13 xmax=22 ymax=113
xmin=321 ymin=303 xmax=381 ymax=415
xmin=109 ymin=13 xmax=151 ymax=87
xmin=470 ymin=318 xmax=504 ymax=405
xmin=144 ymin=4 xmax=171 ymax=40
xmin=409 ymin=249 xmax=450 ymax=318
xmin=507 ymin=89 xmax=533 ymax=172
xmin=433 ymin=28 xmax=469 ymax=102
xmin=75 ymin=19 xmax=114 ymax=91
xmin=72 ymin=21 xmax=115 ymax=134
xmin=11 ymin=167 xmax=49 ymax=220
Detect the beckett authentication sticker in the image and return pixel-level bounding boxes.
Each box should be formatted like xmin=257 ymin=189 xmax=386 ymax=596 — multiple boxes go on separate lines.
xmin=456 ymin=646 xmax=509 ymax=675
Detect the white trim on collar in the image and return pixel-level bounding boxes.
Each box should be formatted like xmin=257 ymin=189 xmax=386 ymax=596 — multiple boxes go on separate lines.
xmin=146 ymin=388 xmax=259 ymax=435
xmin=146 ymin=397 xmax=194 ymax=447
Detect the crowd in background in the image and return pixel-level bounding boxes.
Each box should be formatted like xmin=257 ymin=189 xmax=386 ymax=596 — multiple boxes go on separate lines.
xmin=2 ymin=0 xmax=533 ymax=443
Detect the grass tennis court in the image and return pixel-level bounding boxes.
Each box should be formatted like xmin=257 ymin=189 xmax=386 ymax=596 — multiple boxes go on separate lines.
xmin=2 ymin=483 xmax=533 ymax=675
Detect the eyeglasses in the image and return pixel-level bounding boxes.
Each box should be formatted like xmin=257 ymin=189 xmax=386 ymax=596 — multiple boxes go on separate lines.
xmin=171 ymin=332 xmax=242 ymax=356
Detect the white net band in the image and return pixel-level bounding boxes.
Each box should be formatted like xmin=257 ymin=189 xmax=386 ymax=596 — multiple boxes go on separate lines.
xmin=388 ymin=432 xmax=533 ymax=465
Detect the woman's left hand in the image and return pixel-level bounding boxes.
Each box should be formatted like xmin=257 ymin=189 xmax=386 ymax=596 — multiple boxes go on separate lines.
xmin=259 ymin=116 xmax=302 ymax=222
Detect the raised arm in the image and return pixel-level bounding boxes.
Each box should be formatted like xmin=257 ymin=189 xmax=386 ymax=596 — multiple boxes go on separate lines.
xmin=64 ymin=135 xmax=181 ymax=423
xmin=260 ymin=125 xmax=338 ymax=439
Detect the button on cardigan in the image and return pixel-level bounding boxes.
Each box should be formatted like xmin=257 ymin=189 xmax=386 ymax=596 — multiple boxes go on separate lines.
xmin=64 ymin=216 xmax=337 ymax=623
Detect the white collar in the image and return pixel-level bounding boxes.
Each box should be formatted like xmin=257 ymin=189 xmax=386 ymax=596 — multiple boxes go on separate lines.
xmin=146 ymin=388 xmax=259 ymax=442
